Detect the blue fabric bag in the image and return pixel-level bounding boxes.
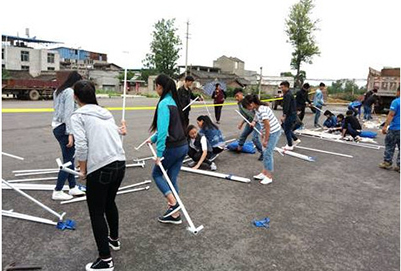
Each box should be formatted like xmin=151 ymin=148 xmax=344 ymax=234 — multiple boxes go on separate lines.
xmin=360 ymin=130 xmax=377 ymax=138
xmin=227 ymin=140 xmax=256 ymax=154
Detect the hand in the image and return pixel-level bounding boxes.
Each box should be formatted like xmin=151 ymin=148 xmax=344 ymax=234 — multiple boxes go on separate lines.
xmin=192 ymin=164 xmax=200 ymax=170
xmin=198 ymin=96 xmax=204 ymax=102
xmin=79 ymin=171 xmax=87 ymax=184
xmin=155 ymin=157 xmax=162 ymax=166
xmin=66 ymin=134 xmax=74 ymax=148
xmin=280 ymin=116 xmax=285 ymax=122
xmin=262 ymin=141 xmax=268 ymax=148
xmin=119 ymin=120 xmax=127 ymax=135
xmin=382 ymin=127 xmax=388 ymax=134
xmin=250 ymin=121 xmax=256 ymax=128
xmin=146 ymin=140 xmax=152 ymax=144
xmin=237 ymin=123 xmax=243 ymax=130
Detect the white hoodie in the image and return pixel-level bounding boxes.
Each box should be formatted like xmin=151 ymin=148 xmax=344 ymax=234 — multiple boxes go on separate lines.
xmin=71 ymin=104 xmax=126 ymax=175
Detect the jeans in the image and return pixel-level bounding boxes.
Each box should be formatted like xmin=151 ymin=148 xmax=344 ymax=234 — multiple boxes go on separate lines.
xmin=53 ymin=124 xmax=76 ymax=191
xmin=364 ymin=105 xmax=372 ymax=120
xmin=152 ymin=144 xmax=188 ymax=196
xmin=384 ymin=129 xmax=400 ymax=166
xmin=86 ymin=160 xmax=126 ymax=258
xmin=297 ymin=106 xmax=306 ymax=121
xmin=263 ymin=130 xmax=282 ymax=171
xmin=314 ymin=105 xmax=322 ymax=126
xmin=283 ymin=114 xmax=298 ymax=146
xmin=214 ymin=104 xmax=223 ymax=122
xmin=238 ymin=122 xmax=263 ymax=154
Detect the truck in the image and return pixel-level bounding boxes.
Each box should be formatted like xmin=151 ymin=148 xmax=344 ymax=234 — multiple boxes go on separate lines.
xmin=367 ymin=67 xmax=400 ymax=113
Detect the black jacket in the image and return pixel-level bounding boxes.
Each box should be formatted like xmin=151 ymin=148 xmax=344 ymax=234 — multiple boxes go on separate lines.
xmin=178 ymin=86 xmax=198 ymax=113
xmin=282 ymin=90 xmax=297 ymax=117
xmin=295 ymin=88 xmax=311 ymax=108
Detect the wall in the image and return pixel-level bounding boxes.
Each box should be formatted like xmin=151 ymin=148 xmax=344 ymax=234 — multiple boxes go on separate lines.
xmin=89 ymin=69 xmax=120 ymax=92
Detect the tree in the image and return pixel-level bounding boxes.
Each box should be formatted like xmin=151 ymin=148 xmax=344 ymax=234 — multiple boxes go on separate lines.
xmin=285 ymin=0 xmax=320 ymax=88
xmin=142 ymin=18 xmax=182 ymax=78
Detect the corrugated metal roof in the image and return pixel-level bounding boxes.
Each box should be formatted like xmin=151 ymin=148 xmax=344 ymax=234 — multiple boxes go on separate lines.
xmin=2 ymin=35 xmax=61 ymax=44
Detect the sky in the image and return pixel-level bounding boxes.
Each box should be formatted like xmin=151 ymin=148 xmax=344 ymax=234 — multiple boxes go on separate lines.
xmin=1 ymin=0 xmax=400 ymax=81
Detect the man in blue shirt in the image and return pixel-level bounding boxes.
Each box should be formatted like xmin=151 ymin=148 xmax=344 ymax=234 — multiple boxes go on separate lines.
xmin=379 ymin=86 xmax=400 ymax=172
xmin=313 ymin=82 xmax=325 ymax=127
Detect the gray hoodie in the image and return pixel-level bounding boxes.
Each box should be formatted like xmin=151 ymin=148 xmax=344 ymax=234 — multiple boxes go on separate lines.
xmin=71 ymin=104 xmax=126 ymax=175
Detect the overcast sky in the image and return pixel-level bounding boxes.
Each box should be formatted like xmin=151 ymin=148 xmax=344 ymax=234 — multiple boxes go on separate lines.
xmin=1 ymin=0 xmax=400 ymax=80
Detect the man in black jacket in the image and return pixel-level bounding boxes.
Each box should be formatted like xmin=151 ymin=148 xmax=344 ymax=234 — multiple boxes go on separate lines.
xmin=177 ymin=75 xmax=202 ymax=128
xmin=341 ymin=110 xmax=362 ymax=141
xmin=295 ymin=83 xmax=312 ymax=121
xmin=280 ymin=81 xmax=300 ymax=150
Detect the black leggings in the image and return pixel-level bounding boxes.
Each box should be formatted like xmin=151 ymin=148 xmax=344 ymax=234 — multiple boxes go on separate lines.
xmin=188 ymin=148 xmax=212 ymax=165
xmin=86 ymin=160 xmax=125 ymax=258
xmin=214 ymin=104 xmax=223 ymax=122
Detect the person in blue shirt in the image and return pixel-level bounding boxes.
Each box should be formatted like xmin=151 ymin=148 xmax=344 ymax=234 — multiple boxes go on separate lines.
xmin=379 ymin=87 xmax=400 ymax=172
xmin=312 ymin=82 xmax=326 ymax=127
xmin=348 ymin=100 xmax=362 ymax=119
xmin=323 ymin=110 xmax=337 ymax=128
xmin=149 ymin=74 xmax=188 ymax=225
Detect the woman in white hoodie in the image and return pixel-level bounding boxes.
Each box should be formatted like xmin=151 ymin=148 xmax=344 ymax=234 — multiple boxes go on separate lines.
xmin=71 ymin=80 xmax=126 ymax=271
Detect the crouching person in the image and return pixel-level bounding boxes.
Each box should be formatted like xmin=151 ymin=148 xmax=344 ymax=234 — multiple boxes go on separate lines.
xmin=71 ymin=80 xmax=126 ymax=271
xmin=187 ymin=124 xmax=217 ymax=171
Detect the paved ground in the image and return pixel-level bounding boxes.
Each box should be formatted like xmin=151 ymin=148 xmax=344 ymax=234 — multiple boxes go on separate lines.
xmin=1 ymin=97 xmax=400 ymax=271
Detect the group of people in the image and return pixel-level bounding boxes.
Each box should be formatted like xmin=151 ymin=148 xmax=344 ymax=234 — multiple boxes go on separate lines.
xmin=51 ymin=71 xmax=399 ymax=271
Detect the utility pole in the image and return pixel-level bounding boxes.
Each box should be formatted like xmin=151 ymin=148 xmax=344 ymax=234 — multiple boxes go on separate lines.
xmin=185 ymin=20 xmax=190 ymax=77
xmin=258 ymin=67 xmax=263 ymax=99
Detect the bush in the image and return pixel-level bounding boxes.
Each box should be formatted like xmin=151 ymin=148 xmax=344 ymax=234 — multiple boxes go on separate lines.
xmin=330 ymin=93 xmax=362 ymax=102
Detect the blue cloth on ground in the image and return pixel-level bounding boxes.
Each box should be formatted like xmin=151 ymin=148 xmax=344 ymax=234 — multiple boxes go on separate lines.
xmin=227 ymin=140 xmax=256 ymax=154
xmin=360 ymin=130 xmax=377 ymax=138
xmin=253 ymin=217 xmax=270 ymax=228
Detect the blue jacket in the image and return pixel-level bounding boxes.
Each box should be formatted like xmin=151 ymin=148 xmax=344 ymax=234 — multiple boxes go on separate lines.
xmin=199 ymin=128 xmax=224 ymax=148
xmin=323 ymin=116 xmax=337 ymax=128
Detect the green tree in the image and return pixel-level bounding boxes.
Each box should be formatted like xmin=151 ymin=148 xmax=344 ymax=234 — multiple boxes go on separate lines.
xmin=285 ymin=0 xmax=320 ymax=88
xmin=2 ymin=69 xmax=10 ymax=79
xmin=142 ymin=18 xmax=182 ymax=77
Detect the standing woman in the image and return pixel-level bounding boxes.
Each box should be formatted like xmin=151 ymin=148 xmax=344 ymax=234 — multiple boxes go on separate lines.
xmin=51 ymin=71 xmax=85 ymax=200
xmin=71 ymin=80 xmax=127 ymax=271
xmin=242 ymin=95 xmax=282 ymax=185
xmin=211 ymin=83 xmax=226 ymax=124
xmin=149 ymin=74 xmax=188 ymax=224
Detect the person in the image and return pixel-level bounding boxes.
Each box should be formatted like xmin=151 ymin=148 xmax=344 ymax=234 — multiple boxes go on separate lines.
xmin=196 ymin=115 xmax=225 ymax=155
xmin=241 ymin=95 xmax=282 ymax=184
xmin=379 ymin=87 xmax=400 ymax=172
xmin=295 ymin=83 xmax=312 ymax=122
xmin=341 ymin=110 xmax=362 ymax=141
xmin=71 ymin=80 xmax=127 ymax=271
xmin=211 ymin=83 xmax=226 ymax=124
xmin=313 ymin=82 xmax=326 ymax=127
xmin=280 ymin=81 xmax=300 ymax=150
xmin=233 ymin=88 xmax=264 ymax=161
xmin=348 ymin=100 xmax=362 ymax=118
xmin=51 ymin=71 xmax=85 ymax=200
xmin=362 ymin=88 xmax=376 ymax=120
xmin=186 ymin=124 xmax=217 ymax=171
xmin=363 ymin=89 xmax=378 ymax=120
xmin=323 ymin=110 xmax=337 ymax=128
xmin=149 ymin=74 xmax=188 ymax=225
xmin=177 ymin=75 xmax=202 ymax=128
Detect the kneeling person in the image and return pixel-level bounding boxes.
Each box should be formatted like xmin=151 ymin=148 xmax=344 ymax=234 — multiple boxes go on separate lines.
xmin=187 ymin=125 xmax=217 ymax=171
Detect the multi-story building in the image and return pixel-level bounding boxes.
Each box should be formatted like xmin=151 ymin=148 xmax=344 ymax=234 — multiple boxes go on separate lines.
xmin=52 ymin=46 xmax=108 ymax=70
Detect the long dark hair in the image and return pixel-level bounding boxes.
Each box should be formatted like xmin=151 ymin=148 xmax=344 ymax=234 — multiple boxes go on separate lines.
xmin=196 ymin=115 xmax=219 ymax=130
xmin=241 ymin=94 xmax=267 ymax=108
xmin=56 ymin=71 xmax=82 ymax=96
xmin=150 ymin=74 xmax=184 ymax=132
xmin=73 ymin=80 xmax=98 ymax=105
xmin=186 ymin=124 xmax=197 ymax=137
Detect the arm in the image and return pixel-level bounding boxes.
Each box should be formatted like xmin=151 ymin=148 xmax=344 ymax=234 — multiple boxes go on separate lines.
xmin=223 ymin=91 xmax=227 ymax=99
xmin=382 ymin=110 xmax=395 ymax=134
xmin=211 ymin=91 xmax=216 ymax=99
xmin=71 ymin=114 xmax=88 ymax=177
xmin=64 ymin=89 xmax=76 ymax=147
xmin=155 ymin=102 xmax=170 ymax=157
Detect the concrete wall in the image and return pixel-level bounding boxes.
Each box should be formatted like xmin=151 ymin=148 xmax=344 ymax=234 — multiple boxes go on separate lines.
xmin=213 ymin=56 xmax=245 ymax=76
xmin=89 ymin=69 xmax=120 ymax=91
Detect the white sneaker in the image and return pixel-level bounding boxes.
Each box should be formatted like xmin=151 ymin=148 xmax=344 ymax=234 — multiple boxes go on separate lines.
xmin=293 ymin=139 xmax=301 ymax=146
xmin=210 ymin=162 xmax=217 ymax=171
xmin=52 ymin=190 xmax=73 ymax=201
xmin=69 ymin=186 xmax=85 ymax=196
xmin=283 ymin=144 xmax=294 ymax=151
xmin=253 ymin=173 xmax=265 ymax=180
xmin=187 ymin=161 xmax=196 ymax=167
xmin=260 ymin=176 xmax=273 ymax=185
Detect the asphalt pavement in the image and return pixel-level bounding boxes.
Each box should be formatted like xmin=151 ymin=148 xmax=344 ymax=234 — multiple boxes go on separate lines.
xmin=1 ymin=97 xmax=399 ymax=271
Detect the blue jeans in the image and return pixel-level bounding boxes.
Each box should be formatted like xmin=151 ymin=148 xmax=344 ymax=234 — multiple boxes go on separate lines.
xmin=384 ymin=129 xmax=400 ymax=166
xmin=238 ymin=122 xmax=263 ymax=153
xmin=263 ymin=130 xmax=282 ymax=172
xmin=283 ymin=114 xmax=298 ymax=146
xmin=53 ymin=124 xmax=76 ymax=191
xmin=314 ymin=105 xmax=322 ymax=126
xmin=152 ymin=144 xmax=188 ymax=196
xmin=364 ymin=105 xmax=372 ymax=120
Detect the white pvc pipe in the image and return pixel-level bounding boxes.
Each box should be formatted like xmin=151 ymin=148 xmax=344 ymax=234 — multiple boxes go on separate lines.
xmin=135 ymin=134 xmax=155 ymax=150
xmin=201 ymin=96 xmax=213 ymax=120
xmin=133 ymin=156 xmax=154 ymax=162
xmin=56 ymin=158 xmax=83 ymax=177
xmin=119 ymin=180 xmax=151 ymax=190
xmin=274 ymin=147 xmax=315 ymax=162
xmin=2 ymin=179 xmax=65 ymax=221
xmin=297 ymin=133 xmax=380 ymax=150
xmin=122 ymin=68 xmax=128 ymax=121
xmin=148 ymin=143 xmax=204 ymax=234
xmin=2 ymin=152 xmax=24 ymax=160
xmin=15 ymin=170 xmax=59 ymax=177
xmin=7 ymin=176 xmax=76 ymax=183
xmin=295 ymin=145 xmax=353 ymax=158
xmin=181 ymin=166 xmax=251 ymax=183
xmin=60 ymin=186 xmax=150 ymax=205
xmin=182 ymin=96 xmax=199 ymax=111
xmin=2 ymin=184 xmax=69 ymax=191
xmin=126 ymin=161 xmax=145 ymax=168
xmin=13 ymin=168 xmax=59 ymax=173
xmin=2 ymin=210 xmax=57 ymax=226
xmin=235 ymin=110 xmax=262 ymax=135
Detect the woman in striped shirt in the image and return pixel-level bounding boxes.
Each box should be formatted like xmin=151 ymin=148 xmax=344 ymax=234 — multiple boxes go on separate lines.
xmin=242 ymin=95 xmax=282 ymax=184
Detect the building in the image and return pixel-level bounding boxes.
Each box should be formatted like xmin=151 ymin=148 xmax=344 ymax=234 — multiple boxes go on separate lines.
xmin=87 ymin=63 xmax=123 ymax=92
xmin=213 ymin=55 xmax=245 ymax=76
xmin=2 ymin=35 xmax=61 ymax=76
xmin=367 ymin=67 xmax=400 ymax=111
xmin=52 ymin=46 xmax=108 ymax=71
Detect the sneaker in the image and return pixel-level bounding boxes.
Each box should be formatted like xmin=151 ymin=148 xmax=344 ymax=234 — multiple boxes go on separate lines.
xmin=158 ymin=215 xmax=182 ymax=224
xmin=394 ymin=166 xmax=400 ymax=173
xmin=282 ymin=145 xmax=294 ymax=151
xmin=163 ymin=202 xmax=181 ymax=218
xmin=260 ymin=176 xmax=273 ymax=185
xmin=210 ymin=162 xmax=217 ymax=171
xmin=209 ymin=153 xmax=219 ymax=162
xmin=108 ymin=237 xmax=120 ymax=251
xmin=354 ymin=136 xmax=362 ymax=142
xmin=379 ymin=161 xmax=392 ymax=169
xmin=253 ymin=173 xmax=265 ymax=180
xmin=52 ymin=190 xmax=73 ymax=201
xmin=187 ymin=161 xmax=196 ymax=167
xmin=258 ymin=153 xmax=264 ymax=161
xmin=69 ymin=186 xmax=85 ymax=196
xmin=86 ymin=257 xmax=114 ymax=271
xmin=293 ymin=139 xmax=301 ymax=146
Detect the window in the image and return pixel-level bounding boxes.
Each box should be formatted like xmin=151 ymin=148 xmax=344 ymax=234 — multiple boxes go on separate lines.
xmin=2 ymin=48 xmax=4 ymax=60
xmin=21 ymin=51 xmax=29 ymax=62
xmin=234 ymin=62 xmax=238 ymax=69
xmin=2 ymin=64 xmax=5 ymax=69
xmin=47 ymin=67 xmax=55 ymax=71
xmin=21 ymin=65 xmax=29 ymax=71
xmin=381 ymin=82 xmax=388 ymax=90
xmin=47 ymin=53 xmax=55 ymax=63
